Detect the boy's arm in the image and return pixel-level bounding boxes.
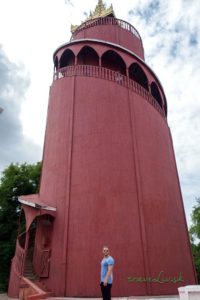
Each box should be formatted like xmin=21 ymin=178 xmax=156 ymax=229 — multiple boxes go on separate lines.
xmin=103 ymin=265 xmax=114 ymax=286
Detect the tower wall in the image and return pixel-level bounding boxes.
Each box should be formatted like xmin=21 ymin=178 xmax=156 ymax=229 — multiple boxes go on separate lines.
xmin=39 ymin=73 xmax=196 ymax=296
xmin=71 ymin=18 xmax=144 ymax=59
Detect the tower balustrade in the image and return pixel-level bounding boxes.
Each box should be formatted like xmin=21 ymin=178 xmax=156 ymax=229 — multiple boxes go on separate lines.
xmin=53 ymin=65 xmax=166 ymax=119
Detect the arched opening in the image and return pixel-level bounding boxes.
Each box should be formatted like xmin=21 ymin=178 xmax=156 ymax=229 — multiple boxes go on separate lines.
xmin=54 ymin=56 xmax=58 ymax=71
xmin=22 ymin=218 xmax=37 ymax=278
xmin=163 ymin=101 xmax=167 ymax=116
xmin=22 ymin=214 xmax=54 ymax=279
xmin=32 ymin=214 xmax=54 ymax=278
xmin=151 ymin=82 xmax=163 ymax=108
xmin=129 ymin=63 xmax=148 ymax=90
xmin=101 ymin=50 xmax=126 ymax=75
xmin=77 ymin=46 xmax=99 ymax=66
xmin=18 ymin=208 xmax=26 ymax=249
xmin=60 ymin=49 xmax=75 ymax=68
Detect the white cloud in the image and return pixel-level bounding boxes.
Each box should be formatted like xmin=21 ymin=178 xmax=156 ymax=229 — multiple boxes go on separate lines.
xmin=0 ymin=46 xmax=41 ymax=173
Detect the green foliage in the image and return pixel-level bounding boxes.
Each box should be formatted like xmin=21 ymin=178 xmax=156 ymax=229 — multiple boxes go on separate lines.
xmin=190 ymin=197 xmax=200 ymax=283
xmin=0 ymin=162 xmax=41 ymax=292
xmin=190 ymin=197 xmax=200 ymax=240
xmin=190 ymin=243 xmax=200 ymax=283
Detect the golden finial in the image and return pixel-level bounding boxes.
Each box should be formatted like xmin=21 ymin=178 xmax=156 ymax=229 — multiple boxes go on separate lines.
xmin=89 ymin=1 xmax=115 ymax=20
xmin=71 ymin=1 xmax=115 ymax=33
xmin=94 ymin=0 xmax=106 ymax=16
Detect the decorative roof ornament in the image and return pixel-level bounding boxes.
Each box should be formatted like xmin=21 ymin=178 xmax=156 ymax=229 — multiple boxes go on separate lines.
xmin=71 ymin=1 xmax=115 ymax=33
xmin=91 ymin=0 xmax=115 ymax=19
xmin=94 ymin=0 xmax=106 ymax=16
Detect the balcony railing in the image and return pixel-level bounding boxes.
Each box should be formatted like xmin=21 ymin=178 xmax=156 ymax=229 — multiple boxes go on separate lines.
xmin=71 ymin=17 xmax=141 ymax=41
xmin=53 ymin=65 xmax=166 ymax=120
xmin=33 ymin=244 xmax=51 ymax=278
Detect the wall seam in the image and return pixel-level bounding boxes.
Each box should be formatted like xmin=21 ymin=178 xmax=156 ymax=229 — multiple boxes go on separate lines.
xmin=127 ymin=89 xmax=151 ymax=295
xmin=61 ymin=76 xmax=77 ymax=296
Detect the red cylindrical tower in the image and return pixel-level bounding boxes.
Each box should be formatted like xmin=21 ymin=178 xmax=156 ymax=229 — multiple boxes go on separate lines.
xmin=8 ymin=1 xmax=197 ymax=298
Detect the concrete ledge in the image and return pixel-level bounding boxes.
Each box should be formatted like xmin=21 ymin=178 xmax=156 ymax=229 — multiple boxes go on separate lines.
xmin=178 ymin=285 xmax=200 ymax=300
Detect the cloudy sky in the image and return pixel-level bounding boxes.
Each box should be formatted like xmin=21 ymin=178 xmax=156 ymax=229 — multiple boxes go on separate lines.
xmin=0 ymin=0 xmax=199 ymax=226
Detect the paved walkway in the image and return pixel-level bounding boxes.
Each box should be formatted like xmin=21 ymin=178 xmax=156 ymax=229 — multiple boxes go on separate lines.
xmin=0 ymin=294 xmax=180 ymax=300
xmin=47 ymin=298 xmax=179 ymax=300
xmin=0 ymin=295 xmax=17 ymax=300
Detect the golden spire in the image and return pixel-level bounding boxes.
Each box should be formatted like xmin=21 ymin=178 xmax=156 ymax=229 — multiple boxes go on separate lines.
xmin=71 ymin=1 xmax=115 ymax=33
xmin=94 ymin=0 xmax=106 ymax=16
xmin=90 ymin=0 xmax=115 ymax=19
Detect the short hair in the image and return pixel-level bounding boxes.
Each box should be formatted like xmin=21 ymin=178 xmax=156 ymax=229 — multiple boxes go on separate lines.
xmin=103 ymin=246 xmax=109 ymax=250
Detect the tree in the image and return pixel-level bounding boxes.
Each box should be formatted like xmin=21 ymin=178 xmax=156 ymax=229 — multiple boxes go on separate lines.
xmin=190 ymin=197 xmax=200 ymax=283
xmin=0 ymin=162 xmax=41 ymax=292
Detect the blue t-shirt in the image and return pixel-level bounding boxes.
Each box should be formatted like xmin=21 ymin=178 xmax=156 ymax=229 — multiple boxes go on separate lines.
xmin=101 ymin=256 xmax=114 ymax=284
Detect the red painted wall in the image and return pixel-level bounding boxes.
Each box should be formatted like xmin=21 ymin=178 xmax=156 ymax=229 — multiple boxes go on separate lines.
xmin=38 ymin=74 xmax=196 ymax=296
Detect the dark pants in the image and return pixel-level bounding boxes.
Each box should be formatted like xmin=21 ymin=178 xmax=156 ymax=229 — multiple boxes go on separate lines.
xmin=100 ymin=282 xmax=112 ymax=300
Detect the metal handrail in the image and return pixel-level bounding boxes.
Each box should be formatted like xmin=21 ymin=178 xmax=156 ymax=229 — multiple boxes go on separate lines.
xmin=12 ymin=239 xmax=25 ymax=276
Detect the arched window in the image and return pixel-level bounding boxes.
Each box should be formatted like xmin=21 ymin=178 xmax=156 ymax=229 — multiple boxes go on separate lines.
xmin=54 ymin=56 xmax=58 ymax=71
xmin=77 ymin=46 xmax=99 ymax=66
xmin=151 ymin=82 xmax=163 ymax=108
xmin=60 ymin=49 xmax=75 ymax=68
xmin=101 ymin=50 xmax=126 ymax=75
xmin=129 ymin=63 xmax=148 ymax=91
xmin=163 ymin=101 xmax=167 ymax=116
xmin=18 ymin=208 xmax=26 ymax=248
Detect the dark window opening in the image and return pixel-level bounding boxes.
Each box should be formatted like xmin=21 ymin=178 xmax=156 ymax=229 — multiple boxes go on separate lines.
xmin=54 ymin=56 xmax=58 ymax=71
xmin=163 ymin=102 xmax=167 ymax=116
xmin=151 ymin=82 xmax=163 ymax=108
xmin=129 ymin=63 xmax=148 ymax=91
xmin=18 ymin=209 xmax=26 ymax=248
xmin=77 ymin=46 xmax=99 ymax=66
xmin=60 ymin=49 xmax=75 ymax=68
xmin=101 ymin=50 xmax=126 ymax=75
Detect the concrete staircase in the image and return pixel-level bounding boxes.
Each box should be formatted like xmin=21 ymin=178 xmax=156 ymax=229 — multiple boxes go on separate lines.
xmin=22 ymin=254 xmax=53 ymax=299
xmin=23 ymin=258 xmax=38 ymax=281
